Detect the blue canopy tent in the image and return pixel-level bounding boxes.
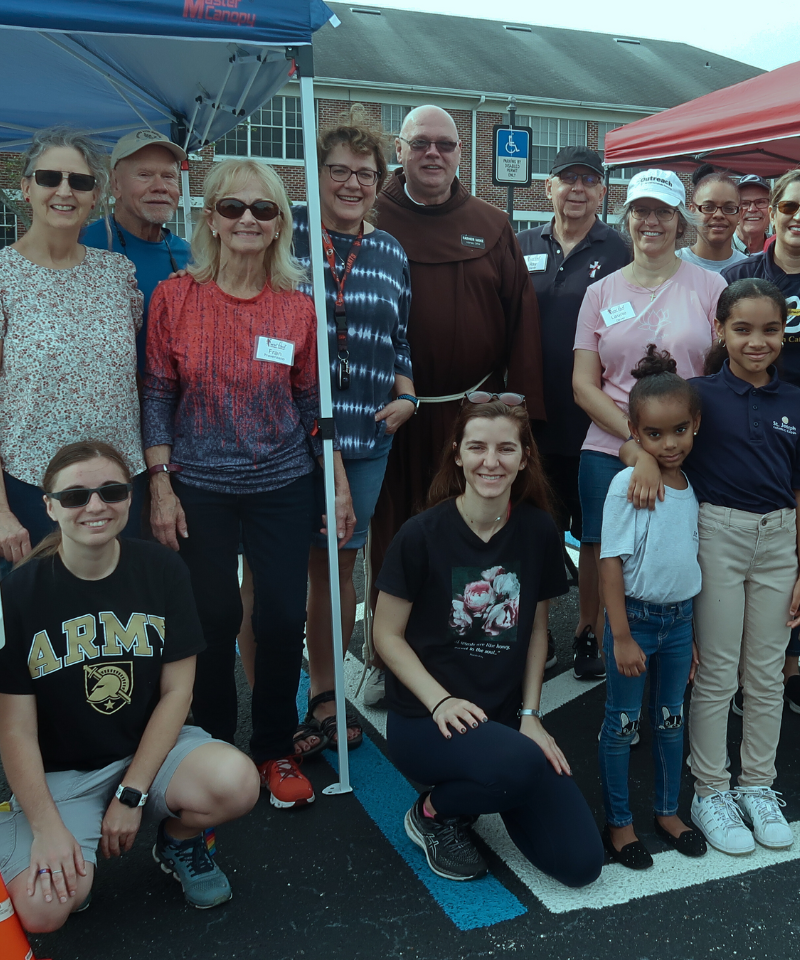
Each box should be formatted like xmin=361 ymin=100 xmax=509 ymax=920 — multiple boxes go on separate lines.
xmin=0 ymin=0 xmax=356 ymax=793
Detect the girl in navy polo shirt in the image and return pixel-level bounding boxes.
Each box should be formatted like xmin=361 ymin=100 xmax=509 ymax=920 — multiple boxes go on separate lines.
xmin=625 ymin=279 xmax=800 ymax=857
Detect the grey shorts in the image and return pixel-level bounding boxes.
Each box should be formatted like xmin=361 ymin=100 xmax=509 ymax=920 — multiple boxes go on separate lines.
xmin=0 ymin=725 xmax=219 ymax=884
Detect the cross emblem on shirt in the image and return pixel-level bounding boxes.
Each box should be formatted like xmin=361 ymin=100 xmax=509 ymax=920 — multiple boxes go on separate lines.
xmin=589 ymin=260 xmax=601 ymax=279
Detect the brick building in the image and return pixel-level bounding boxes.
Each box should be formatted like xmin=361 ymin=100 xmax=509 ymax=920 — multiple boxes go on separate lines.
xmin=0 ymin=4 xmax=763 ymax=243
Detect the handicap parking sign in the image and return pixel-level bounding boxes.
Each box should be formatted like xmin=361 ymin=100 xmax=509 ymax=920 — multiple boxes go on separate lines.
xmin=492 ymin=124 xmax=532 ymax=186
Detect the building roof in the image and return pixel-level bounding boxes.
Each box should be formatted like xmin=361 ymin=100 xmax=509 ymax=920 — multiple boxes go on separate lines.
xmin=319 ymin=5 xmax=763 ymax=111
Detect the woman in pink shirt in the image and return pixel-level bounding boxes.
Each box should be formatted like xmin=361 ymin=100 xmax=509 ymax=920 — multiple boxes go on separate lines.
xmin=572 ymin=170 xmax=725 ymax=585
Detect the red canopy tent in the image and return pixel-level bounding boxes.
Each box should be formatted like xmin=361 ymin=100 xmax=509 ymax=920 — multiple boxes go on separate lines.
xmin=603 ymin=59 xmax=800 ymax=177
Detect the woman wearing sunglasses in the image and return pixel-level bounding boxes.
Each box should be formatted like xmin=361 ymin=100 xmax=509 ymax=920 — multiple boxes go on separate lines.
xmin=722 ymin=169 xmax=800 ymax=704
xmin=572 ymin=172 xmax=725 ymax=691
xmin=289 ymin=106 xmax=414 ymax=754
xmin=0 ymin=127 xmax=145 ymax=574
xmin=373 ymin=393 xmax=603 ymax=885
xmin=676 ymin=164 xmax=746 ymax=274
xmin=0 ymin=440 xmax=259 ymax=930
xmin=142 ymin=158 xmax=354 ymax=810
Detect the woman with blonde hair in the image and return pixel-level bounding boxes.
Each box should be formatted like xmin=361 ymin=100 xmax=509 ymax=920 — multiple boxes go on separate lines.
xmin=143 ymin=158 xmax=354 ymax=810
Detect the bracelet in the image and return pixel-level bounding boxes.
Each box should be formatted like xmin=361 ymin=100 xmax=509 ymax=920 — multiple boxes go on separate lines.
xmin=147 ymin=463 xmax=183 ymax=477
xmin=396 ymin=394 xmax=420 ymax=413
xmin=431 ymin=695 xmax=456 ymax=716
xmin=518 ymin=707 xmax=543 ymax=719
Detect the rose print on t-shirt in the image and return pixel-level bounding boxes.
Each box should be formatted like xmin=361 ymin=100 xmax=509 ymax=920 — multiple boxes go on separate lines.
xmin=449 ymin=564 xmax=520 ymax=654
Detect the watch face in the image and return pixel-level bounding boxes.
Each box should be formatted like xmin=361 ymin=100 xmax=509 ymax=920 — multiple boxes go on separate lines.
xmin=118 ymin=787 xmax=143 ymax=808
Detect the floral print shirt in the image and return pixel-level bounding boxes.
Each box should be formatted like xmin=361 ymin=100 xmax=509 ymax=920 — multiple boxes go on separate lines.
xmin=0 ymin=246 xmax=145 ymax=485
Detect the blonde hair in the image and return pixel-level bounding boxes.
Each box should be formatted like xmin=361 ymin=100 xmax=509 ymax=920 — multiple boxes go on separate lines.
xmin=189 ymin=158 xmax=306 ymax=290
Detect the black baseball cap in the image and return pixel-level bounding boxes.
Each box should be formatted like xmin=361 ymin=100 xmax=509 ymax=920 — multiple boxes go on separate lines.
xmin=550 ymin=146 xmax=604 ymax=178
xmin=738 ymin=174 xmax=770 ymax=192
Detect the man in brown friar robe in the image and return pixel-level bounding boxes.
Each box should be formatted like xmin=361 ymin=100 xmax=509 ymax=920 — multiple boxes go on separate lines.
xmin=368 ymin=105 xmax=545 ymax=630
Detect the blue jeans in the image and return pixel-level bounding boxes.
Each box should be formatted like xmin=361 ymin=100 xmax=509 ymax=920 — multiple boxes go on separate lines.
xmin=577 ymin=450 xmax=624 ymax=543
xmin=599 ymin=597 xmax=694 ymax=826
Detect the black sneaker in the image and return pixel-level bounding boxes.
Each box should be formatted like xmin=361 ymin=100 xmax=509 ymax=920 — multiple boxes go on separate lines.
xmin=404 ymin=795 xmax=487 ymax=881
xmin=545 ymin=630 xmax=557 ymax=671
xmin=785 ymin=675 xmax=800 ymax=714
xmin=572 ymin=626 xmax=605 ymax=679
xmin=731 ymin=686 xmax=744 ymax=716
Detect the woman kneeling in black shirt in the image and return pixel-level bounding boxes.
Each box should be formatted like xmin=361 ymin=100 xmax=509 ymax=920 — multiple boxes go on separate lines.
xmin=0 ymin=441 xmax=259 ymax=933
xmin=374 ymin=395 xmax=603 ymax=885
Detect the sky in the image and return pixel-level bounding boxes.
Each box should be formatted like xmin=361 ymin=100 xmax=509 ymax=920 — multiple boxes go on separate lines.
xmin=359 ymin=0 xmax=797 ymax=72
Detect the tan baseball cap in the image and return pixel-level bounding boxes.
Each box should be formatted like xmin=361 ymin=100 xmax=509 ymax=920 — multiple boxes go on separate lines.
xmin=111 ymin=129 xmax=187 ymax=167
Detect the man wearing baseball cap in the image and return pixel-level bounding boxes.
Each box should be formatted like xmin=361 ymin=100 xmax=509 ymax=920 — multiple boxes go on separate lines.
xmin=517 ymin=146 xmax=629 ymax=681
xmin=733 ymin=174 xmax=772 ymax=256
xmin=83 ymin=130 xmax=192 ymax=371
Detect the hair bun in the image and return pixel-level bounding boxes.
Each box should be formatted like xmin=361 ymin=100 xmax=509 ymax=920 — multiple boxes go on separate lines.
xmin=631 ymin=343 xmax=678 ymax=380
xmin=691 ymin=163 xmax=716 ymax=187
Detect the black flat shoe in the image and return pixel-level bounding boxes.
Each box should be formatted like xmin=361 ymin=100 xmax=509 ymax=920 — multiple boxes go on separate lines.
xmin=601 ymin=824 xmax=653 ymax=870
xmin=653 ymin=818 xmax=707 ymax=857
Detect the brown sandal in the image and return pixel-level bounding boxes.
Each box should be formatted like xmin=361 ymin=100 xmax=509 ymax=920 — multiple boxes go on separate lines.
xmin=308 ymin=690 xmax=363 ymax=750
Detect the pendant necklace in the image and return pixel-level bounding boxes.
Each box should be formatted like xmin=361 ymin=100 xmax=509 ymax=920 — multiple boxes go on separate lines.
xmin=458 ymin=495 xmax=508 ymax=537
xmin=631 ymin=258 xmax=680 ymax=302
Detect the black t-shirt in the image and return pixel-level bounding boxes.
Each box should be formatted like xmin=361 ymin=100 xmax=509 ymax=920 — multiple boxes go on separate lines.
xmin=376 ymin=499 xmax=568 ymax=723
xmin=0 ymin=540 xmax=205 ymax=772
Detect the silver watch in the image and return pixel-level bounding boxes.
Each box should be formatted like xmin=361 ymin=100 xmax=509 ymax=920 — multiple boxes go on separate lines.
xmin=517 ymin=707 xmax=543 ymax=719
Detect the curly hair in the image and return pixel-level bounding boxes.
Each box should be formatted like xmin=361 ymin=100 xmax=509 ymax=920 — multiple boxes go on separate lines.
xmin=628 ymin=344 xmax=700 ymax=426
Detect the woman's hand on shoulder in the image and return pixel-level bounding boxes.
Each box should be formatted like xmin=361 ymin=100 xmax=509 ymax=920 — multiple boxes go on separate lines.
xmin=0 ymin=508 xmax=31 ymax=564
xmin=375 ymin=398 xmax=416 ymax=435
xmin=621 ymin=443 xmax=664 ymax=511
xmin=519 ymin=716 xmax=571 ymax=776
xmin=432 ymin=697 xmax=487 ymax=738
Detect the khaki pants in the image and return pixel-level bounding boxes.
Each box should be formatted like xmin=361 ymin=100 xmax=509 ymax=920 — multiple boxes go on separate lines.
xmin=689 ymin=503 xmax=798 ymax=797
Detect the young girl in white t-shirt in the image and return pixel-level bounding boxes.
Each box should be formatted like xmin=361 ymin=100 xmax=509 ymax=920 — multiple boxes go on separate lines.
xmin=598 ymin=345 xmax=707 ymax=869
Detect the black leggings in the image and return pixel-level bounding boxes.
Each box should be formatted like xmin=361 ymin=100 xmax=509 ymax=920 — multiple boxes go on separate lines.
xmin=387 ymin=711 xmax=603 ymax=888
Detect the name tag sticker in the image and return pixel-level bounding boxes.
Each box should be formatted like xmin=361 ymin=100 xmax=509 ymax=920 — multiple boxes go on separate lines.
xmin=601 ymin=302 xmax=636 ymax=327
xmin=525 ymin=253 xmax=548 ymax=273
xmin=461 ymin=234 xmax=486 ymax=249
xmin=254 ymin=336 xmax=294 ymax=366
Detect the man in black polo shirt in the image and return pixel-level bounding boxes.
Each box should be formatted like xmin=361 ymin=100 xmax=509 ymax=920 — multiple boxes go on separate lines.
xmin=518 ymin=146 xmax=630 ymax=680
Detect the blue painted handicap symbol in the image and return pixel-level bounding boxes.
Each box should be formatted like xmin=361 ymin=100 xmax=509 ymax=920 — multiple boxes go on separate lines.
xmin=502 ymin=129 xmax=528 ymax=158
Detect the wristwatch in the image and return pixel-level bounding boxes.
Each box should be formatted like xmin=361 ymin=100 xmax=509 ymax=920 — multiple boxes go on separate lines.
xmin=518 ymin=707 xmax=543 ymax=719
xmin=147 ymin=463 xmax=183 ymax=477
xmin=396 ymin=394 xmax=420 ymax=413
xmin=115 ymin=785 xmax=148 ymax=808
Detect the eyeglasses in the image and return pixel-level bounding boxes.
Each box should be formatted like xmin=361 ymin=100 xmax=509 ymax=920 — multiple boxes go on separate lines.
xmin=740 ymin=197 xmax=769 ymax=210
xmin=464 ymin=391 xmax=526 ymax=407
xmin=324 ymin=164 xmax=379 ymax=186
xmin=214 ymin=198 xmax=281 ymax=221
xmin=776 ymin=200 xmax=800 ymax=217
xmin=693 ymin=202 xmax=740 ymax=216
xmin=398 ymin=136 xmax=459 ymax=154
xmin=558 ymin=172 xmax=603 ymax=187
xmin=629 ymin=205 xmax=677 ymax=222
xmin=33 ymin=170 xmax=96 ymax=192
xmin=47 ymin=483 xmax=133 ymax=509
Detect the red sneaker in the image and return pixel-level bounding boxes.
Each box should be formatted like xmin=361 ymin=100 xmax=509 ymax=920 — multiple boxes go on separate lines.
xmin=258 ymin=756 xmax=315 ymax=809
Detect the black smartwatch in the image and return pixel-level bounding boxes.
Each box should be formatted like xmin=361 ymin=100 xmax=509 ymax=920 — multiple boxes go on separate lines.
xmin=115 ymin=784 xmax=148 ymax=808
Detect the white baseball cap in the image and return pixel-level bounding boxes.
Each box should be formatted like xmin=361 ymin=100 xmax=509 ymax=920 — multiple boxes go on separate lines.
xmin=626 ymin=169 xmax=685 ymax=208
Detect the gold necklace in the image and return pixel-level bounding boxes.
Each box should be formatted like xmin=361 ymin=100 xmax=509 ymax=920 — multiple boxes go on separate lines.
xmin=458 ymin=495 xmax=503 ymax=532
xmin=631 ymin=258 xmax=680 ymax=302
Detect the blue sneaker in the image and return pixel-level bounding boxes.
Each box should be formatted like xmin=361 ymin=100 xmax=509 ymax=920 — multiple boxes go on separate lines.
xmin=153 ymin=819 xmax=232 ymax=909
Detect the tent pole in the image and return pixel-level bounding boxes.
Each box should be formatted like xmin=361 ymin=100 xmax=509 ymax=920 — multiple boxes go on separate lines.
xmin=602 ymin=167 xmax=611 ymax=223
xmin=294 ymin=46 xmax=352 ymax=795
xmin=180 ymin=163 xmax=192 ymax=242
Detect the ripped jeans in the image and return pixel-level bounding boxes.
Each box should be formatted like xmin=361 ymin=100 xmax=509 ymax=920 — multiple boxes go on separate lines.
xmin=599 ymin=597 xmax=694 ymax=827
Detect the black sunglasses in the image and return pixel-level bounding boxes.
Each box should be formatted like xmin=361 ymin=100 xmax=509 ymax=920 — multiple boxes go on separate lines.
xmin=398 ymin=136 xmax=459 ymax=154
xmin=33 ymin=169 xmax=96 ymax=192
xmin=214 ymin=198 xmax=281 ymax=222
xmin=47 ymin=482 xmax=133 ymax=509
xmin=464 ymin=391 xmax=526 ymax=407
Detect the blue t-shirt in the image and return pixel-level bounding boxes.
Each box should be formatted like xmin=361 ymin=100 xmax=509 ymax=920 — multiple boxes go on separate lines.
xmin=82 ymin=218 xmax=191 ymax=374
xmin=685 ymin=362 xmax=800 ymax=513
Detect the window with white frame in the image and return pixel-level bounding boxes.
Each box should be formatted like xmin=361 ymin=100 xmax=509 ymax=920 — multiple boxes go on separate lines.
xmin=505 ymin=116 xmax=587 ymax=175
xmin=0 ymin=204 xmax=17 ymax=247
xmin=596 ymin=122 xmax=642 ymax=181
xmin=381 ymin=104 xmax=412 ymax=164
xmin=216 ymin=96 xmax=304 ymax=160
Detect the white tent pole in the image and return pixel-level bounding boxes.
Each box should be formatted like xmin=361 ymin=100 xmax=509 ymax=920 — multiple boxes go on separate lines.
xmin=180 ymin=165 xmax=192 ymax=242
xmin=296 ymin=54 xmax=352 ymax=796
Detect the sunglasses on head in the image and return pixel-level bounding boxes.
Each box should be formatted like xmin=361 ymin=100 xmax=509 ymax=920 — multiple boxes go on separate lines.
xmin=464 ymin=391 xmax=526 ymax=407
xmin=776 ymin=200 xmax=800 ymax=217
xmin=214 ymin=198 xmax=281 ymax=222
xmin=47 ymin=482 xmax=133 ymax=509
xmin=33 ymin=170 xmax=96 ymax=192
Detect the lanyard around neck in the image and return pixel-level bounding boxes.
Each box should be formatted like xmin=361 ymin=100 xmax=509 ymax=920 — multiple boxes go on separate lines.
xmin=112 ymin=216 xmax=179 ymax=274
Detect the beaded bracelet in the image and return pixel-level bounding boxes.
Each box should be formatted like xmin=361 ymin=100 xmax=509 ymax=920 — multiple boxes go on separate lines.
xmin=431 ymin=695 xmax=456 ymax=716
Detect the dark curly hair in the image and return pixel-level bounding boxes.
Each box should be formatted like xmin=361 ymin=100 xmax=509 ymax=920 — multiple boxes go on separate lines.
xmin=704 ymin=278 xmax=788 ymax=375
xmin=628 ymin=345 xmax=701 ymax=427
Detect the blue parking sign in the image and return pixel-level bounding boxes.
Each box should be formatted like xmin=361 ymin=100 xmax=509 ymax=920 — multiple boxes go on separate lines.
xmin=492 ymin=125 xmax=532 ymax=186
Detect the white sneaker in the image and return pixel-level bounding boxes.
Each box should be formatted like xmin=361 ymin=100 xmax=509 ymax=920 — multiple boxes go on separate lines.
xmin=362 ymin=668 xmax=385 ymax=707
xmin=691 ymin=791 xmax=755 ymax=855
xmin=735 ymin=787 xmax=793 ymax=849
